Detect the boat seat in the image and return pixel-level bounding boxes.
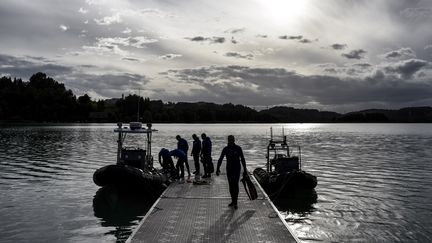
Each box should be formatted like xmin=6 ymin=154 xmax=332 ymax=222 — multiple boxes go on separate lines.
xmin=272 ymin=156 xmax=299 ymax=173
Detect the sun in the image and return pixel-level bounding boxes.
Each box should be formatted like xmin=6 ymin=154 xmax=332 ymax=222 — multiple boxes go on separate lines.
xmin=256 ymin=0 xmax=308 ymax=22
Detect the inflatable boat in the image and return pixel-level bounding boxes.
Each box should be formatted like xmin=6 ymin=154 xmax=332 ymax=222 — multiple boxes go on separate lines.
xmin=253 ymin=128 xmax=317 ymax=200
xmin=93 ymin=122 xmax=169 ymax=195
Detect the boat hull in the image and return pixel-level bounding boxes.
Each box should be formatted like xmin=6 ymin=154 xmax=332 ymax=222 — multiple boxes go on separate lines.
xmin=253 ymin=168 xmax=317 ymax=199
xmin=93 ymin=164 xmax=168 ymax=195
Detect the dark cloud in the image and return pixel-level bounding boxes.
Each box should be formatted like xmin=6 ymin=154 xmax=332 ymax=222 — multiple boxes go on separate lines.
xmin=189 ymin=36 xmax=206 ymax=42
xmin=279 ymin=35 xmax=303 ymax=40
xmin=211 ymin=37 xmax=225 ymax=44
xmin=256 ymin=34 xmax=268 ymax=38
xmin=231 ymin=37 xmax=238 ymax=44
xmin=324 ymin=68 xmax=337 ymax=74
xmin=0 ymin=54 xmax=149 ymax=98
xmin=224 ymin=52 xmax=253 ymax=60
xmin=163 ymin=65 xmax=432 ymax=109
xmin=224 ymin=28 xmax=245 ymax=34
xmin=159 ymin=53 xmax=182 ymax=60
xmin=342 ymin=49 xmax=367 ymax=59
xmin=331 ymin=43 xmax=347 ymax=50
xmin=353 ymin=63 xmax=373 ymax=69
xmin=0 ymin=54 xmax=73 ymax=78
xmin=186 ymin=36 xmax=225 ymax=44
xmin=64 ymin=72 xmax=149 ymax=98
xmin=401 ymin=8 xmax=432 ymax=19
xmin=384 ymin=59 xmax=428 ymax=79
xmin=122 ymin=57 xmax=140 ymax=62
xmin=299 ymin=38 xmax=313 ymax=44
xmin=384 ymin=47 xmax=416 ymax=59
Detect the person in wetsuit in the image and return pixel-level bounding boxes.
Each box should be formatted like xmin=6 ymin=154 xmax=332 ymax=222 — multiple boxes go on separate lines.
xmin=158 ymin=148 xmax=176 ymax=179
xmin=170 ymin=148 xmax=188 ymax=182
xmin=201 ymin=133 xmax=213 ymax=178
xmin=216 ymin=135 xmax=247 ymax=209
xmin=176 ymin=135 xmax=191 ymax=178
xmin=191 ymin=134 xmax=201 ymax=175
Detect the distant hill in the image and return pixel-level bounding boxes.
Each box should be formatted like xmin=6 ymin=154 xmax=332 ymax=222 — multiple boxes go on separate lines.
xmin=1 ymin=72 xmax=431 ymax=123
xmin=336 ymin=107 xmax=432 ymax=123
xmin=258 ymin=106 xmax=341 ymax=122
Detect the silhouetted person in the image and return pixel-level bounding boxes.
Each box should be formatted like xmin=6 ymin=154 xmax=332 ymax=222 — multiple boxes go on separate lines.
xmin=201 ymin=133 xmax=213 ymax=178
xmin=170 ymin=149 xmax=188 ymax=182
xmin=191 ymin=134 xmax=201 ymax=175
xmin=158 ymin=148 xmax=176 ymax=179
xmin=216 ymin=135 xmax=247 ymax=209
xmin=176 ymin=135 xmax=191 ymax=178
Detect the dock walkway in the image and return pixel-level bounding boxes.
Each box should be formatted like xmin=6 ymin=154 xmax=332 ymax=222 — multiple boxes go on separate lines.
xmin=127 ymin=173 xmax=298 ymax=243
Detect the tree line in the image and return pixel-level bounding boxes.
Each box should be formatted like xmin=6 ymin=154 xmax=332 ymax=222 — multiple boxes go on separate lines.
xmin=1 ymin=72 xmax=431 ymax=123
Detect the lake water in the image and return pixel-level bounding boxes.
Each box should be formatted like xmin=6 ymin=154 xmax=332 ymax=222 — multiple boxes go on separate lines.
xmin=0 ymin=123 xmax=431 ymax=242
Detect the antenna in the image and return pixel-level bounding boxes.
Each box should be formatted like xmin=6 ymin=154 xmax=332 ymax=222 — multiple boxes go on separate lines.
xmin=137 ymin=89 xmax=140 ymax=122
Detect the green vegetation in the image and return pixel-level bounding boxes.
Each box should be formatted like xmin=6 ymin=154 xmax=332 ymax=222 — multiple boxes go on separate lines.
xmin=1 ymin=73 xmax=431 ymax=123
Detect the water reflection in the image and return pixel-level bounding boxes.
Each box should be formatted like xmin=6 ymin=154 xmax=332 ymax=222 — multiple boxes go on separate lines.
xmin=92 ymin=186 xmax=156 ymax=242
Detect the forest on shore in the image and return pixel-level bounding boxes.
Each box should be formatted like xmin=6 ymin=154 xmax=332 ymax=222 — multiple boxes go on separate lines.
xmin=1 ymin=72 xmax=431 ymax=123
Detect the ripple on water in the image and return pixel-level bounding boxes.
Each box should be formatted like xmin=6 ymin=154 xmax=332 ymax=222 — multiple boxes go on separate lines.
xmin=1 ymin=124 xmax=432 ymax=242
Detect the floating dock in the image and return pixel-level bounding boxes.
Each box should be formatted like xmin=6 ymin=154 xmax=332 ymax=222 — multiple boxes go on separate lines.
xmin=127 ymin=172 xmax=299 ymax=243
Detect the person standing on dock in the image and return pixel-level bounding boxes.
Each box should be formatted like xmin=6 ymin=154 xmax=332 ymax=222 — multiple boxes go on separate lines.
xmin=201 ymin=133 xmax=213 ymax=178
xmin=216 ymin=135 xmax=247 ymax=209
xmin=191 ymin=134 xmax=201 ymax=175
xmin=170 ymin=148 xmax=188 ymax=183
xmin=176 ymin=135 xmax=191 ymax=179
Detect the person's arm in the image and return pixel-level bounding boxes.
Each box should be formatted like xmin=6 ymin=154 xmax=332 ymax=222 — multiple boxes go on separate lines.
xmin=239 ymin=146 xmax=247 ymax=177
xmin=216 ymin=147 xmax=226 ymax=176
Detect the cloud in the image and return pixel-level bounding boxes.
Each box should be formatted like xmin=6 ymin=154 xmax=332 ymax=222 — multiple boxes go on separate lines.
xmin=186 ymin=36 xmax=226 ymax=44
xmin=342 ymin=49 xmax=367 ymax=59
xmin=279 ymin=35 xmax=303 ymax=40
xmin=94 ymin=13 xmax=121 ymax=25
xmin=122 ymin=57 xmax=140 ymax=62
xmin=353 ymin=63 xmax=373 ymax=69
xmin=64 ymin=72 xmax=149 ymax=98
xmin=256 ymin=34 xmax=268 ymax=38
xmin=383 ymin=58 xmax=428 ymax=79
xmin=299 ymin=38 xmax=313 ymax=44
xmin=231 ymin=37 xmax=238 ymax=44
xmin=424 ymin=45 xmax=432 ymax=51
xmin=159 ymin=53 xmax=182 ymax=60
xmin=331 ymin=43 xmax=347 ymax=50
xmin=59 ymin=25 xmax=68 ymax=32
xmin=383 ymin=47 xmax=416 ymax=59
xmin=163 ymin=65 xmax=432 ymax=110
xmin=122 ymin=28 xmax=132 ymax=34
xmin=224 ymin=52 xmax=254 ymax=60
xmin=0 ymin=54 xmax=73 ymax=78
xmin=224 ymin=28 xmax=245 ymax=34
xmin=0 ymin=54 xmax=149 ymax=98
xmin=85 ymin=0 xmax=106 ymax=5
xmin=78 ymin=7 xmax=88 ymax=14
xmin=87 ymin=36 xmax=157 ymax=51
xmin=401 ymin=8 xmax=432 ymax=19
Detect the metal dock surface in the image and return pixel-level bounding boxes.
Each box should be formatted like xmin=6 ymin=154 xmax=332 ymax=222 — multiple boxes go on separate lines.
xmin=127 ymin=173 xmax=299 ymax=243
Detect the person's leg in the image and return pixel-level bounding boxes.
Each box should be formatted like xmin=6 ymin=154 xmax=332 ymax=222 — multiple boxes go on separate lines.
xmin=227 ymin=168 xmax=241 ymax=207
xmin=202 ymin=156 xmax=208 ymax=177
xmin=193 ymin=154 xmax=200 ymax=174
xmin=178 ymin=159 xmax=185 ymax=178
xmin=175 ymin=161 xmax=180 ymax=179
xmin=184 ymin=158 xmax=191 ymax=176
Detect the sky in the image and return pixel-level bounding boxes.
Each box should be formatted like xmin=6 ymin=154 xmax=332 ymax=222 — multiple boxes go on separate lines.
xmin=0 ymin=0 xmax=432 ymax=112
